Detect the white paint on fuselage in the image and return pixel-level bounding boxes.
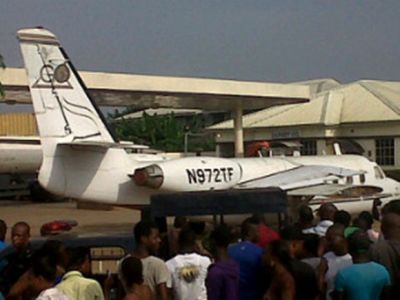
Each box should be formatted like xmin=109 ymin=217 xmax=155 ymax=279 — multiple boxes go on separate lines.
xmin=0 ymin=142 xmax=42 ymax=174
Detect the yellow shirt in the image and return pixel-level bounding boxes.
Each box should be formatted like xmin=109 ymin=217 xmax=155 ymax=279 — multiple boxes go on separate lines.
xmin=57 ymin=271 xmax=104 ymax=300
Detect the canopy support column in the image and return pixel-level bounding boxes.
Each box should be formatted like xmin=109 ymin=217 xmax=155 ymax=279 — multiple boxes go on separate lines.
xmin=234 ymin=103 xmax=244 ymax=157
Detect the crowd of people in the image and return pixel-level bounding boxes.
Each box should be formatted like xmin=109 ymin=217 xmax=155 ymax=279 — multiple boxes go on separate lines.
xmin=0 ymin=199 xmax=400 ymax=300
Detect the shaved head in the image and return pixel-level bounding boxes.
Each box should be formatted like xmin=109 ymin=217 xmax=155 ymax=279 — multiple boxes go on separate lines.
xmin=329 ymin=235 xmax=348 ymax=256
xmin=11 ymin=221 xmax=30 ymax=250
xmin=381 ymin=213 xmax=400 ymax=240
xmin=318 ymin=203 xmax=338 ymax=221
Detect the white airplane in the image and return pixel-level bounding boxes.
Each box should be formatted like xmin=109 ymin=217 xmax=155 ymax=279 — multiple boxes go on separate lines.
xmin=16 ymin=27 xmax=400 ymax=213
xmin=0 ymin=136 xmax=41 ymax=174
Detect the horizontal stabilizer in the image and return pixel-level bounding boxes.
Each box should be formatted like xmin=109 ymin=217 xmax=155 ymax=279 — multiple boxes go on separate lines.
xmin=58 ymin=141 xmax=149 ymax=150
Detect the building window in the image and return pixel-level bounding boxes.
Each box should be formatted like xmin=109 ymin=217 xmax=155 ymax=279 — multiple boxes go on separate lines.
xmin=375 ymin=138 xmax=395 ymax=166
xmin=300 ymin=140 xmax=317 ymax=155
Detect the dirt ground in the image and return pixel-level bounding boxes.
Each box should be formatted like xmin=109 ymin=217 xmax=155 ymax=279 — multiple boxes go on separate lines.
xmin=0 ymin=200 xmax=141 ymax=240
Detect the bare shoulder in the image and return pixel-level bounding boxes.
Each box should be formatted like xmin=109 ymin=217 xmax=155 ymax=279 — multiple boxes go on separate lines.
xmin=123 ymin=285 xmax=153 ymax=300
xmin=142 ymin=284 xmax=154 ymax=300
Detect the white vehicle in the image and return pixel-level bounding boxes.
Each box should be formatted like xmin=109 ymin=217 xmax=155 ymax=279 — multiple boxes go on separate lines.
xmin=17 ymin=27 xmax=400 ymax=213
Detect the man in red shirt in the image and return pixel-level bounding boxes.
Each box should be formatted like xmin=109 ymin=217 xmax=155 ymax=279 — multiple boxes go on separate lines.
xmin=251 ymin=214 xmax=280 ymax=248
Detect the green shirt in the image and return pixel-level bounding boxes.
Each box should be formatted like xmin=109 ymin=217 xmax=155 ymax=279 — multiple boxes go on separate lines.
xmin=57 ymin=271 xmax=104 ymax=300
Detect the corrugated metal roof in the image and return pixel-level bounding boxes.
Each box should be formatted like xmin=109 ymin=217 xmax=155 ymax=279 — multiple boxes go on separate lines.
xmin=1 ymin=67 xmax=309 ymax=109
xmin=209 ymin=79 xmax=400 ymax=130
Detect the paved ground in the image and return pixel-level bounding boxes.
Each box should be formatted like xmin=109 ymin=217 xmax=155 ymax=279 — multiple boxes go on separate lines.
xmin=0 ymin=199 xmax=382 ymax=243
xmin=0 ymin=200 xmax=141 ymax=240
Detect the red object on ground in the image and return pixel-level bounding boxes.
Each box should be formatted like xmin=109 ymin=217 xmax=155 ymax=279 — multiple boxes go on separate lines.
xmin=40 ymin=220 xmax=77 ymax=236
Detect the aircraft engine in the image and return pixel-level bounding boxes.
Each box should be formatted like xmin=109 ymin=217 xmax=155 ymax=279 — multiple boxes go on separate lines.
xmin=132 ymin=157 xmax=242 ymax=192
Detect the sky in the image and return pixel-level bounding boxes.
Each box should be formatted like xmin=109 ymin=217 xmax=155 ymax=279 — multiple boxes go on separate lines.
xmin=1 ymin=1 xmax=400 ymax=112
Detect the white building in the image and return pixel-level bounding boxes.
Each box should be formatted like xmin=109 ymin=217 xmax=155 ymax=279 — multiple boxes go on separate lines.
xmin=209 ymin=79 xmax=400 ymax=171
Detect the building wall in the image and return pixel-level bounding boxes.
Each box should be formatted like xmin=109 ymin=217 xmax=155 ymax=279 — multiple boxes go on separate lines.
xmin=214 ymin=122 xmax=400 ymax=170
xmin=0 ymin=113 xmax=38 ymax=136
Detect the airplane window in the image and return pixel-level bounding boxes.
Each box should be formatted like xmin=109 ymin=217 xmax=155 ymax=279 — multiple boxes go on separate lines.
xmin=374 ymin=166 xmax=385 ymax=179
xmin=359 ymin=174 xmax=366 ymax=184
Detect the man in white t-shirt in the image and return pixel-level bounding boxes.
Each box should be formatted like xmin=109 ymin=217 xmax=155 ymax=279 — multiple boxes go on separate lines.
xmin=319 ymin=234 xmax=352 ymax=300
xmin=166 ymin=229 xmax=211 ymax=300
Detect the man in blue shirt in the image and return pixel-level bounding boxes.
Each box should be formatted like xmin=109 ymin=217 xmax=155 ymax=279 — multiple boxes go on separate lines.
xmin=228 ymin=217 xmax=264 ymax=300
xmin=335 ymin=230 xmax=390 ymax=300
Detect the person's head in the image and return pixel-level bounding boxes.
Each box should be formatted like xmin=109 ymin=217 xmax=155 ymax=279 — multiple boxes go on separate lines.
xmin=0 ymin=219 xmax=6 ymax=241
xmin=302 ymin=234 xmax=320 ymax=258
xmin=41 ymin=239 xmax=68 ymax=270
xmin=209 ymin=225 xmax=232 ymax=257
xmin=318 ymin=203 xmax=338 ymax=221
xmin=280 ymin=225 xmax=304 ymax=258
xmin=320 ymin=223 xmax=344 ymax=254
xmin=189 ymin=221 xmax=206 ymax=236
xmin=173 ymin=216 xmax=187 ymax=229
xmin=178 ymin=228 xmax=197 ymax=253
xmin=31 ymin=249 xmax=58 ymax=294
xmin=241 ymin=217 xmax=259 ymax=243
xmin=11 ymin=221 xmax=30 ymax=250
xmin=381 ymin=212 xmax=400 ymax=240
xmin=328 ymin=235 xmax=348 ymax=256
xmin=325 ymin=223 xmax=345 ymax=242
xmin=358 ymin=211 xmax=374 ymax=230
xmin=251 ymin=213 xmax=266 ymax=225
xmin=382 ymin=199 xmax=400 ymax=216
xmin=298 ymin=205 xmax=314 ymax=226
xmin=334 ymin=210 xmax=351 ymax=227
xmin=347 ymin=230 xmax=371 ymax=259
xmin=119 ymin=256 xmax=144 ymax=292
xmin=264 ymin=240 xmax=292 ymax=271
xmin=381 ymin=200 xmax=400 ymax=239
xmin=133 ymin=221 xmax=161 ymax=254
xmin=65 ymin=247 xmax=91 ymax=275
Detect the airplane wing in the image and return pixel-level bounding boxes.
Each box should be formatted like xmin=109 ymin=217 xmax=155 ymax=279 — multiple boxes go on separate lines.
xmin=237 ymin=165 xmax=363 ymax=190
xmin=287 ymin=184 xmax=383 ymax=197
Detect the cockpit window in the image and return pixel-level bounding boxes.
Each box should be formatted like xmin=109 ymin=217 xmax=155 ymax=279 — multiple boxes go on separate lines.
xmin=359 ymin=174 xmax=366 ymax=184
xmin=374 ymin=166 xmax=385 ymax=179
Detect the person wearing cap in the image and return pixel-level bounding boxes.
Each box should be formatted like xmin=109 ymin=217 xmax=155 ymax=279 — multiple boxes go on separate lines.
xmin=334 ymin=230 xmax=390 ymax=300
xmin=312 ymin=203 xmax=338 ymax=237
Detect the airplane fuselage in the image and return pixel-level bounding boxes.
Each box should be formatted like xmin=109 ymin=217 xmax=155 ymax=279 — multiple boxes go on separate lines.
xmin=38 ymin=146 xmax=400 ymax=211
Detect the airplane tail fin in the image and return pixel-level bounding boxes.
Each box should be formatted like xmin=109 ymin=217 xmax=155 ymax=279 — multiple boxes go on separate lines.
xmin=17 ymin=28 xmax=115 ymax=145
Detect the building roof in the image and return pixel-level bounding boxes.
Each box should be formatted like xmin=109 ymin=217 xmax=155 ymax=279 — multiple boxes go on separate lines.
xmin=209 ymin=79 xmax=400 ymax=130
xmin=0 ymin=67 xmax=309 ymax=110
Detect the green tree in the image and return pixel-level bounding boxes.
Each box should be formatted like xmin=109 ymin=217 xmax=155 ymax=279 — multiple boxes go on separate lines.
xmin=111 ymin=110 xmax=215 ymax=152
